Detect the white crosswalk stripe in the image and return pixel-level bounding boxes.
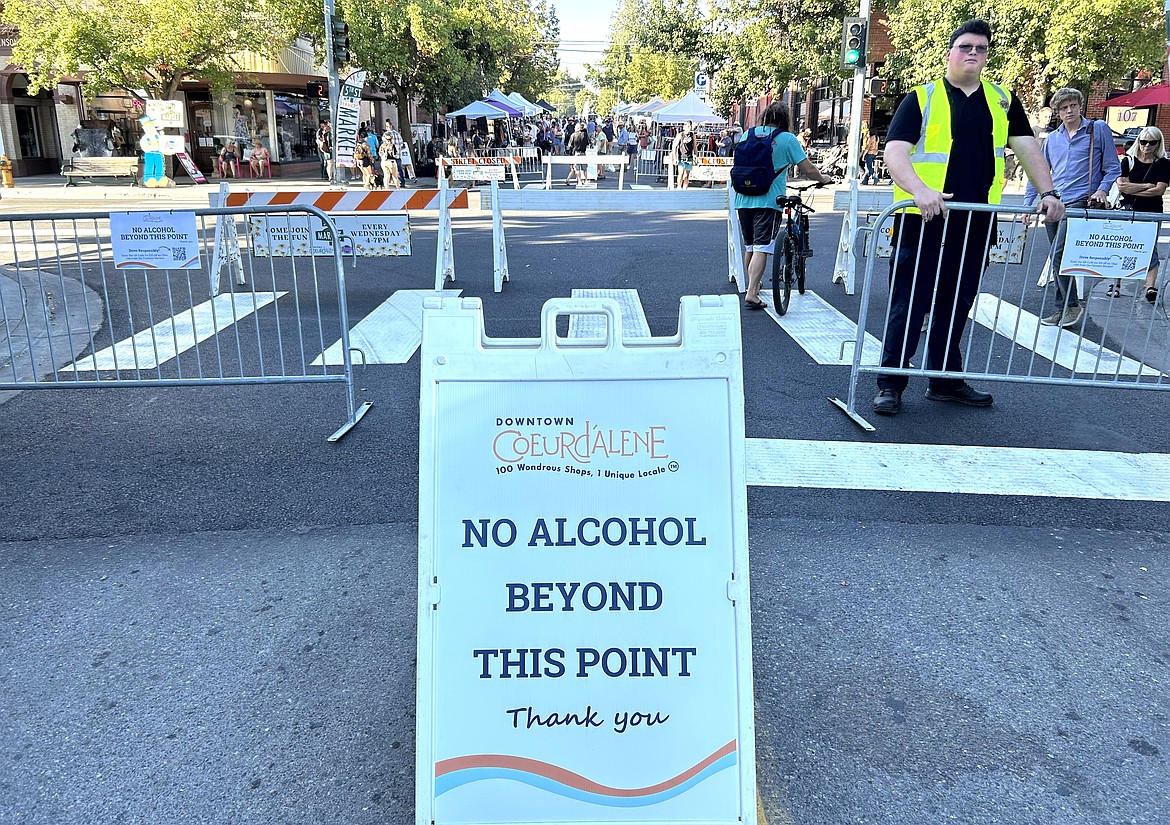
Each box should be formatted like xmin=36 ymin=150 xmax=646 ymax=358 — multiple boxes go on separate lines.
xmin=314 ymin=289 xmax=461 ymax=366
xmin=763 ymin=290 xmax=882 ymax=365
xmin=971 ymin=293 xmax=1163 ymax=376
xmin=745 ymin=438 xmax=1170 ymax=501
xmin=568 ymin=288 xmax=652 ymax=338
xmin=62 ymin=291 xmax=284 ymax=372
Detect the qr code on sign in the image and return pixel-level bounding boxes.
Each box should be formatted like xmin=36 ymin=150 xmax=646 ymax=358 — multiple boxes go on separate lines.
xmin=172 ymin=247 xmax=188 ymax=262
xmin=1122 ymin=256 xmax=1138 ymax=271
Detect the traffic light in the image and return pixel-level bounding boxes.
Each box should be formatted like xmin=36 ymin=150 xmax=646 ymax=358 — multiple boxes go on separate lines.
xmin=331 ymin=19 xmax=351 ymax=70
xmin=868 ymin=77 xmax=898 ymax=97
xmin=306 ymin=80 xmax=326 ymax=98
xmin=841 ymin=17 xmax=868 ymax=72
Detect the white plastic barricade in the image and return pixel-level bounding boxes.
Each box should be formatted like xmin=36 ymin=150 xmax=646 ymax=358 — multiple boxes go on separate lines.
xmin=416 ymin=295 xmax=755 ymax=825
xmin=486 ymin=184 xmax=745 ymax=294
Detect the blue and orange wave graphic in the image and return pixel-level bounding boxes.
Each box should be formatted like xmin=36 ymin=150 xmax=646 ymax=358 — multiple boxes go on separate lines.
xmin=434 ymin=739 xmax=736 ymax=807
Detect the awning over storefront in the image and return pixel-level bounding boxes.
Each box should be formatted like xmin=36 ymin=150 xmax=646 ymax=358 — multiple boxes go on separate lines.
xmin=1103 ymin=84 xmax=1170 ymax=108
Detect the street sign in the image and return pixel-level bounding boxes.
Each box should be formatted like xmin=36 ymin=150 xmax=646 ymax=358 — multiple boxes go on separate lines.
xmin=416 ymin=295 xmax=755 ymax=825
xmin=694 ymin=72 xmax=709 ymax=95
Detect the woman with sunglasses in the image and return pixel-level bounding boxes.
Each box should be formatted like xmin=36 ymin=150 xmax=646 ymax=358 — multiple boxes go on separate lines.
xmin=1116 ymin=127 xmax=1170 ymax=303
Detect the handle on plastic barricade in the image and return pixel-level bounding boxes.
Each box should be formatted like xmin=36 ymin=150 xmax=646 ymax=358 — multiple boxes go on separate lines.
xmin=539 ymin=298 xmax=623 ymax=352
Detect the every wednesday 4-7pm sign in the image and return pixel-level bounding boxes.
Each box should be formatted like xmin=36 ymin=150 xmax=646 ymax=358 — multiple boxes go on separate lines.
xmin=416 ymin=296 xmax=754 ymax=825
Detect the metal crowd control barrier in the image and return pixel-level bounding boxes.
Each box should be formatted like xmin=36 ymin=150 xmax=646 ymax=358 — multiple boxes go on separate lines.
xmin=482 ymin=146 xmax=541 ymax=176
xmin=634 ymin=147 xmax=671 ymax=186
xmin=438 ymin=155 xmax=521 ymax=189
xmin=832 ymin=201 xmax=1170 ymax=431
xmin=0 ymin=204 xmax=372 ymax=441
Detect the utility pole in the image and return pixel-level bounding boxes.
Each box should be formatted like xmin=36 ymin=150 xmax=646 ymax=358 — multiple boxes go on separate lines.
xmin=832 ymin=0 xmax=871 ymax=295
xmin=323 ymin=0 xmax=342 ymax=186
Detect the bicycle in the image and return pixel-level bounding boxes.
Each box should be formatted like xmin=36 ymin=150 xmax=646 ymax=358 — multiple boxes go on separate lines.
xmin=771 ymin=181 xmax=822 ymax=316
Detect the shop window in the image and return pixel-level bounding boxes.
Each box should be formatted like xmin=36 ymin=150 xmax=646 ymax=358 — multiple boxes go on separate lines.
xmin=213 ymin=91 xmax=271 ymax=162
xmin=272 ymin=93 xmax=324 ymax=162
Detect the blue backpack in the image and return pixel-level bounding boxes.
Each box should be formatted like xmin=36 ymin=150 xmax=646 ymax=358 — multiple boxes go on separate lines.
xmin=730 ymin=127 xmax=782 ymax=195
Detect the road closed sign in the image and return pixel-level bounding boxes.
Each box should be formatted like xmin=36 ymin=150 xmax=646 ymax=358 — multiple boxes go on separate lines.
xmin=416 ymin=296 xmax=754 ymax=825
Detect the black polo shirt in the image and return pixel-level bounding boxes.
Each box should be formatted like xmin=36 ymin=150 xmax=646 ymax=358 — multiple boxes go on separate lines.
xmin=887 ymin=78 xmax=1031 ymax=202
xmin=887 ymin=78 xmax=1031 ymax=246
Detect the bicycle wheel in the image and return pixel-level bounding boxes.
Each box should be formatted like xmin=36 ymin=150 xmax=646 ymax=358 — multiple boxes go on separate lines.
xmin=796 ymin=249 xmax=807 ymax=295
xmin=771 ymin=235 xmax=794 ymax=316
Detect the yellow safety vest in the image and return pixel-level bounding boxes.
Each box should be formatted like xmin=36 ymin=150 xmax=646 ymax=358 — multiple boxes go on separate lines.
xmin=893 ymin=78 xmax=1010 ymax=213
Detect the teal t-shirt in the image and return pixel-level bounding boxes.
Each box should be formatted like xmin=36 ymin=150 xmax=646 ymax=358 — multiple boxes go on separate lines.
xmin=732 ymin=126 xmax=807 ymax=210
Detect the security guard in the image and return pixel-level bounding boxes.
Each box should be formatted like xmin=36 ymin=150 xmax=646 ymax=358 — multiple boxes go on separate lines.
xmin=872 ymin=19 xmax=1064 ymax=416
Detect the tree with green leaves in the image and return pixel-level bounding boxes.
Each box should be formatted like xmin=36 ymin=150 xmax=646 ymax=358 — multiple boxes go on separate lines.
xmin=283 ymin=0 xmax=558 ymax=141
xmin=1 ymin=0 xmax=303 ymax=100
xmin=587 ymin=0 xmax=697 ymax=106
xmin=881 ymin=0 xmax=1164 ymax=112
xmin=602 ymin=0 xmax=854 ymax=117
xmin=575 ymin=87 xmax=598 ymax=116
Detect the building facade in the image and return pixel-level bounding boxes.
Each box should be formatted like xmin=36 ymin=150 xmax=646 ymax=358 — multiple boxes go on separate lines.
xmin=0 ymin=27 xmax=433 ymax=181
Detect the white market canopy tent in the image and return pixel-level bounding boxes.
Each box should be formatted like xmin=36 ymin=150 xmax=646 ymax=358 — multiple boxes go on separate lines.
xmin=447 ymin=100 xmax=511 ymax=120
xmin=652 ymin=91 xmax=724 ymax=124
xmin=483 ymin=89 xmax=524 ymax=117
xmin=506 ymin=91 xmax=542 ymax=116
xmin=632 ymin=96 xmax=668 ymax=115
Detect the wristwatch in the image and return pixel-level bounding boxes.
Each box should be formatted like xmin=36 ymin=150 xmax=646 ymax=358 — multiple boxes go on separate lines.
xmin=1039 ymin=189 xmax=1061 ymax=200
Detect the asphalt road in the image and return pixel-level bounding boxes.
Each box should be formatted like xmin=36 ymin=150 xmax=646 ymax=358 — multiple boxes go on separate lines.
xmin=1 ymin=204 xmax=1167 ymax=824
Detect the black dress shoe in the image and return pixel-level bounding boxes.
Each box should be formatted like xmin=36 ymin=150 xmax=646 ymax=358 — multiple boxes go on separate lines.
xmin=925 ymin=383 xmax=993 ymax=407
xmin=872 ymin=389 xmax=902 ymax=415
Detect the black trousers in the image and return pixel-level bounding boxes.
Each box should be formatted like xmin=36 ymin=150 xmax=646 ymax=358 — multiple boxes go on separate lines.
xmin=877 ymin=215 xmax=993 ymax=392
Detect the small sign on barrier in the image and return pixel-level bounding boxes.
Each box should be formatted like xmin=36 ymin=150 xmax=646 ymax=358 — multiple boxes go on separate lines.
xmin=872 ymin=213 xmax=1028 ymax=263
xmin=416 ymin=296 xmax=755 ymax=825
xmin=1059 ymin=216 xmax=1157 ymax=279
xmin=248 ymin=213 xmax=411 ymax=257
xmin=452 ymin=164 xmax=506 ymax=181
xmin=110 ymin=210 xmax=200 ymax=269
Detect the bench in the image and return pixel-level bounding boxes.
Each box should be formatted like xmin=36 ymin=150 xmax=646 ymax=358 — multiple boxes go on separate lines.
xmin=61 ymin=156 xmax=139 ymax=187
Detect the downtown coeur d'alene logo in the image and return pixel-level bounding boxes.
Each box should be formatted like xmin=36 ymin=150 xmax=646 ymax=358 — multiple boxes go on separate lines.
xmin=491 ymin=416 xmax=678 ymax=479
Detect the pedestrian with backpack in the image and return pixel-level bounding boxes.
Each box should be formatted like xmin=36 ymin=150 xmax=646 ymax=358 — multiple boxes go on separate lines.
xmin=732 ymin=101 xmax=832 ymax=310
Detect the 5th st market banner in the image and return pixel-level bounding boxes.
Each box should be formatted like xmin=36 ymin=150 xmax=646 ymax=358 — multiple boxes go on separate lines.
xmin=334 ymin=69 xmax=367 ymax=169
xmin=417 ymin=297 xmax=753 ymax=825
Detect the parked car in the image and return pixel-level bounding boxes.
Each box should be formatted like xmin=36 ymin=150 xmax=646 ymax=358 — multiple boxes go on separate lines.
xmin=1112 ymin=127 xmax=1142 ymax=155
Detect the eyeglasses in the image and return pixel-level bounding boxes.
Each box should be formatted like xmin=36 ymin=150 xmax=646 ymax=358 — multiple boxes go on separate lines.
xmin=953 ymin=43 xmax=989 ymax=54
xmin=1139 ymin=139 xmax=1160 ymax=145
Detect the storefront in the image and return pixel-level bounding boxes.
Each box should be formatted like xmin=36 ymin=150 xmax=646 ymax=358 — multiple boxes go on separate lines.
xmin=2 ymin=73 xmax=66 ymax=176
xmin=179 ymin=83 xmax=324 ymax=178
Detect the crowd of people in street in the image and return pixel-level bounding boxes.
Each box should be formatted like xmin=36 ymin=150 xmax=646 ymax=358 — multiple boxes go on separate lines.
xmin=410 ymin=113 xmax=748 ymax=189
xmin=312 ymin=118 xmax=417 ymax=188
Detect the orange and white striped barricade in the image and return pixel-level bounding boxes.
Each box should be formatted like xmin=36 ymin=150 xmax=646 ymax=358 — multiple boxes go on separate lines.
xmin=439 ymin=155 xmax=521 ymax=189
xmin=210 ymin=184 xmax=469 ymax=294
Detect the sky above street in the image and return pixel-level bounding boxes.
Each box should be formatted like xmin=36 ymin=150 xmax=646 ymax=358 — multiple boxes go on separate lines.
xmin=553 ymin=0 xmax=619 ymax=80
